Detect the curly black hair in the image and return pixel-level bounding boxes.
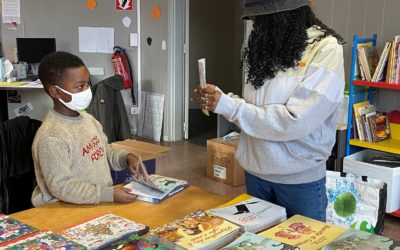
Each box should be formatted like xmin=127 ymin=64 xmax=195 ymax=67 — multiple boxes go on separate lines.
xmin=242 ymin=5 xmax=345 ymax=89
xmin=38 ymin=51 xmax=85 ymax=93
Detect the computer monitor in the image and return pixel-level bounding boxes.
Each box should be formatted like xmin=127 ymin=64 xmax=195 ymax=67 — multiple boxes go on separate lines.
xmin=16 ymin=38 xmax=56 ymax=63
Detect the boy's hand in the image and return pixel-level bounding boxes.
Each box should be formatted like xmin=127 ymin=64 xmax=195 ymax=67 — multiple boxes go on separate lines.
xmin=114 ymin=187 xmax=137 ymax=203
xmin=126 ymin=153 xmax=139 ymax=175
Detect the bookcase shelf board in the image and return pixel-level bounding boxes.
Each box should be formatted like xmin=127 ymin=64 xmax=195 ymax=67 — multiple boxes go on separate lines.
xmin=353 ymin=80 xmax=400 ymax=90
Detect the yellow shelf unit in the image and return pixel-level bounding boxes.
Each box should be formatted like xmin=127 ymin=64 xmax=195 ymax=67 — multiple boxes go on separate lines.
xmin=349 ymin=123 xmax=400 ymax=155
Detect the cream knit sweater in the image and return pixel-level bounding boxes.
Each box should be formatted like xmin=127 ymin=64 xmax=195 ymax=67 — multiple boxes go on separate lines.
xmin=31 ymin=109 xmax=129 ymax=206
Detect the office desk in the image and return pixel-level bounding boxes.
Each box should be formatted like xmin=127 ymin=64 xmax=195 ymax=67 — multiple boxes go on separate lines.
xmin=0 ymin=82 xmax=52 ymax=121
xmin=11 ymin=186 xmax=230 ymax=232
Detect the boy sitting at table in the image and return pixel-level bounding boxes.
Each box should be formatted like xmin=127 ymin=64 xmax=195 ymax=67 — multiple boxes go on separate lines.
xmin=31 ymin=51 xmax=138 ymax=206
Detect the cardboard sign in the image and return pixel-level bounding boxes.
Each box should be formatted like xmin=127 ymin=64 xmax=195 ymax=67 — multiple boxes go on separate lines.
xmin=116 ymin=0 xmax=133 ymax=11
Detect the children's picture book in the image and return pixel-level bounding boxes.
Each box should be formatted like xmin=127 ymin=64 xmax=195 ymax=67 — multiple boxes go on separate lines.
xmin=133 ymin=156 xmax=164 ymax=192
xmin=259 ymin=214 xmax=346 ymax=250
xmin=321 ymin=229 xmax=400 ymax=250
xmin=0 ymin=215 xmax=39 ymax=244
xmin=60 ymin=213 xmax=148 ymax=250
xmin=207 ymin=194 xmax=286 ymax=233
xmin=148 ymin=209 xmax=240 ymax=250
xmin=220 ymin=231 xmax=300 ymax=250
xmin=1 ymin=230 xmax=86 ymax=250
xmin=370 ymin=112 xmax=390 ymax=142
xmin=123 ymin=174 xmax=189 ymax=203
xmin=102 ymin=234 xmax=168 ymax=250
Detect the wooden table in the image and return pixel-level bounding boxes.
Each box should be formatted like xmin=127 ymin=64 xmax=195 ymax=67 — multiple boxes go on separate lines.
xmin=11 ymin=186 xmax=230 ymax=232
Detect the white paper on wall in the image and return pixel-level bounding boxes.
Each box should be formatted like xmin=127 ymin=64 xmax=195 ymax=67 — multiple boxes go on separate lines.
xmin=2 ymin=0 xmax=21 ymax=24
xmin=79 ymin=27 xmax=114 ymax=53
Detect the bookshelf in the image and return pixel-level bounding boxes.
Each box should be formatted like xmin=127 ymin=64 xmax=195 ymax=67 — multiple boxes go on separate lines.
xmin=346 ymin=34 xmax=400 ymax=217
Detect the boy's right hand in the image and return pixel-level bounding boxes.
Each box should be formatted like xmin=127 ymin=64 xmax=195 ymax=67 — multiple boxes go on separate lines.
xmin=114 ymin=187 xmax=137 ymax=203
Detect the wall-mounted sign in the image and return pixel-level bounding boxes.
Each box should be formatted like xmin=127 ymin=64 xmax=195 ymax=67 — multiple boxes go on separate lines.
xmin=116 ymin=0 xmax=133 ymax=11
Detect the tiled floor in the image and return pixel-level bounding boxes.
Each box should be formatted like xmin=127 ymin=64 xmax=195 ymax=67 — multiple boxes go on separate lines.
xmin=154 ymin=139 xmax=400 ymax=241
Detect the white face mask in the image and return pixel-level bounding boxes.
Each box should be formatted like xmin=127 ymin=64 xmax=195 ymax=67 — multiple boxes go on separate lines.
xmin=56 ymin=85 xmax=92 ymax=111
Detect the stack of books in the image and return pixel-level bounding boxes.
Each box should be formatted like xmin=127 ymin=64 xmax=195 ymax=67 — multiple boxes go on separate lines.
xmin=352 ymin=101 xmax=390 ymax=143
xmin=207 ymin=194 xmax=286 ymax=233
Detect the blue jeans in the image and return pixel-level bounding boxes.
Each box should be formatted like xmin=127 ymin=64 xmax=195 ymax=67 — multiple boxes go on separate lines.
xmin=245 ymin=172 xmax=327 ymax=222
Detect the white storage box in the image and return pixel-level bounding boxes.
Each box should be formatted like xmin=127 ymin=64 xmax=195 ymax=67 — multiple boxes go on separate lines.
xmin=343 ymin=149 xmax=400 ymax=213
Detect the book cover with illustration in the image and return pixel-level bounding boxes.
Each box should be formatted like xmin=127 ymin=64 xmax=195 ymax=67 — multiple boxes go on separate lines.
xmin=259 ymin=215 xmax=346 ymax=250
xmin=220 ymin=231 xmax=300 ymax=250
xmin=0 ymin=214 xmax=39 ymax=244
xmin=207 ymin=194 xmax=286 ymax=233
xmin=60 ymin=213 xmax=148 ymax=250
xmin=321 ymin=229 xmax=400 ymax=250
xmin=1 ymin=230 xmax=86 ymax=250
xmin=102 ymin=234 xmax=167 ymax=250
xmin=124 ymin=175 xmax=189 ymax=203
xmin=370 ymin=112 xmax=390 ymax=143
xmin=148 ymin=209 xmax=240 ymax=250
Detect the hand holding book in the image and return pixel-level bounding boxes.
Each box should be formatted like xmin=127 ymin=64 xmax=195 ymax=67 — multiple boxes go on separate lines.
xmin=132 ymin=156 xmax=164 ymax=192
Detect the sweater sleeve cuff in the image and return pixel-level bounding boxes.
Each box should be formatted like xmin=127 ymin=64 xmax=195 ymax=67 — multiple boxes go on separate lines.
xmin=214 ymin=92 xmax=236 ymax=119
xmin=113 ymin=149 xmax=129 ymax=171
xmin=100 ymin=186 xmax=114 ymax=203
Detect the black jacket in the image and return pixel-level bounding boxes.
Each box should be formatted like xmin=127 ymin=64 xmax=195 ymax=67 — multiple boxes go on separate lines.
xmin=0 ymin=116 xmax=41 ymax=214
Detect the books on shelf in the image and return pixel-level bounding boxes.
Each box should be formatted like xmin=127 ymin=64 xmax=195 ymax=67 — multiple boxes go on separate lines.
xmin=220 ymin=231 xmax=300 ymax=250
xmin=0 ymin=230 xmax=85 ymax=249
xmin=258 ymin=214 xmax=346 ymax=250
xmin=372 ymin=42 xmax=391 ymax=82
xmin=60 ymin=213 xmax=148 ymax=250
xmin=321 ymin=229 xmax=400 ymax=249
xmin=147 ymin=209 xmax=240 ymax=250
xmin=102 ymin=234 xmax=168 ymax=250
xmin=354 ymin=42 xmax=373 ymax=80
xmin=123 ymin=174 xmax=189 ymax=203
xmin=0 ymin=215 xmax=39 ymax=244
xmin=207 ymin=194 xmax=286 ymax=233
xmin=352 ymin=101 xmax=390 ymax=143
xmin=357 ymin=46 xmax=378 ymax=81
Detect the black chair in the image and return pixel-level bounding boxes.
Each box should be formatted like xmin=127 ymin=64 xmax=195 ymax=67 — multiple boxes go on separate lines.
xmin=0 ymin=116 xmax=41 ymax=214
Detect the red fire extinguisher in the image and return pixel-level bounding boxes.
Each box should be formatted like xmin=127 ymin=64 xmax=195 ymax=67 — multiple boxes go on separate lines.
xmin=112 ymin=46 xmax=135 ymax=103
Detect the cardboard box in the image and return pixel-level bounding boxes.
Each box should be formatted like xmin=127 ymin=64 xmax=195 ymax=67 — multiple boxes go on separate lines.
xmin=207 ymin=137 xmax=245 ymax=186
xmin=110 ymin=139 xmax=171 ymax=184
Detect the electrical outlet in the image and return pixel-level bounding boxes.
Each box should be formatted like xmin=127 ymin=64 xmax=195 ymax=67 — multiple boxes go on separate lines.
xmin=88 ymin=67 xmax=105 ymax=76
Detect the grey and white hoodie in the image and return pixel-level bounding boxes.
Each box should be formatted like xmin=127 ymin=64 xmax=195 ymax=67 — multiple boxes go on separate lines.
xmin=215 ymin=26 xmax=345 ymax=184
